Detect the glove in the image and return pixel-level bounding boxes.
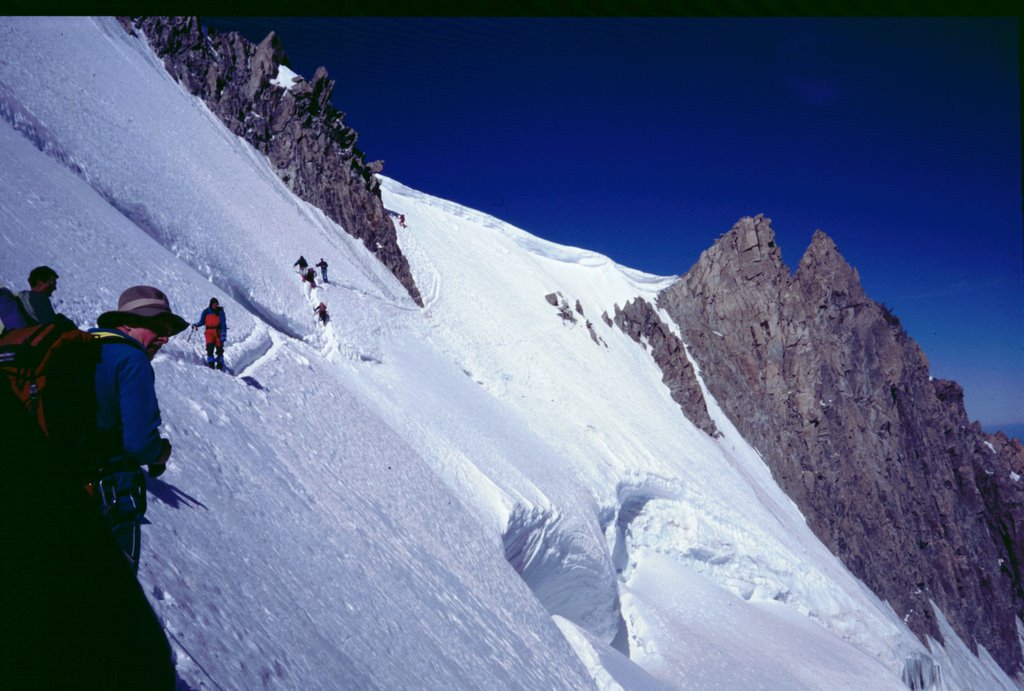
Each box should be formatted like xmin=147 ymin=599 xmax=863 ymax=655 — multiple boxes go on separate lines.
xmin=148 ymin=438 xmax=172 ymax=477
xmin=55 ymin=314 xmax=77 ymax=330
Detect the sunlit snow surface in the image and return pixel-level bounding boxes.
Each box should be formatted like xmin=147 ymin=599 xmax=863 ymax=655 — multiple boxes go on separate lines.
xmin=0 ymin=16 xmax=1017 ymax=690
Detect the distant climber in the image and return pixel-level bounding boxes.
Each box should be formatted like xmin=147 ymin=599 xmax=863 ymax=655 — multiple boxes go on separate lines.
xmin=303 ymin=268 xmax=317 ymax=288
xmin=293 ymin=256 xmax=308 ymax=274
xmin=314 ymin=302 xmax=329 ymax=326
xmin=193 ymin=297 xmax=227 ymax=370
xmin=316 ymin=257 xmax=329 ymax=283
xmin=398 ymin=214 xmax=407 ymax=228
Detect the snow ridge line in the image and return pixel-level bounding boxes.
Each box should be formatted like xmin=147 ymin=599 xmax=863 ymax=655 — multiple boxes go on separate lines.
xmin=383 ymin=176 xmax=676 ymax=288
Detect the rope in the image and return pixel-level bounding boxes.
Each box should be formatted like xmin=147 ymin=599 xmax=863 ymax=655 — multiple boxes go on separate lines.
xmin=165 ymin=628 xmax=227 ymax=691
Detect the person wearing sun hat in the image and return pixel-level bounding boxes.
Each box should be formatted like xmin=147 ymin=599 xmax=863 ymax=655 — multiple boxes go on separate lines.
xmin=95 ymin=285 xmax=189 ymax=354
xmin=89 ymin=285 xmax=188 ymax=572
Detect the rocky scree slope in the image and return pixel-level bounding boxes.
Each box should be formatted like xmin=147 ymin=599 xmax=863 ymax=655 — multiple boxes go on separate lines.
xmin=128 ymin=16 xmax=423 ymax=307
xmin=658 ymin=215 xmax=1024 ymax=678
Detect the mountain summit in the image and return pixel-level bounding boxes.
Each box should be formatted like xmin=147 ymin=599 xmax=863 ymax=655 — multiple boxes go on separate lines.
xmin=659 ymin=215 xmax=1024 ymax=676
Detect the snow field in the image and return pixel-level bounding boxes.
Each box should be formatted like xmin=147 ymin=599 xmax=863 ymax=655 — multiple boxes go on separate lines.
xmin=2 ymin=15 xmax=1018 ymax=689
xmin=381 ymin=177 xmax=935 ymax=685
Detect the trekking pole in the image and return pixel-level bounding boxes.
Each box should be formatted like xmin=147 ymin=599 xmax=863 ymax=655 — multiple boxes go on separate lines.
xmin=187 ymin=325 xmax=196 ymax=343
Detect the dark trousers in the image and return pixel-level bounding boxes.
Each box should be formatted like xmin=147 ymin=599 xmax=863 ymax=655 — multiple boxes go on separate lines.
xmin=1 ymin=391 xmax=173 ymax=687
xmin=206 ymin=341 xmax=224 ymax=369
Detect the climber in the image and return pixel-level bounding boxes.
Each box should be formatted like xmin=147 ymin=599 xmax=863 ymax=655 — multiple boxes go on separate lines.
xmin=193 ymin=297 xmax=227 ymax=370
xmin=314 ymin=302 xmax=329 ymax=326
xmin=91 ymin=285 xmax=188 ymax=570
xmin=2 ymin=265 xmax=75 ymax=330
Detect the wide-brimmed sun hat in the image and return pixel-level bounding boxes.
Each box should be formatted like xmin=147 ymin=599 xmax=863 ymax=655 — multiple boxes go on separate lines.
xmin=96 ymin=285 xmax=189 ymax=335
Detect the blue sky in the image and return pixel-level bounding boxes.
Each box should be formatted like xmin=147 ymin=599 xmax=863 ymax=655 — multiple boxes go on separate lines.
xmin=205 ymin=17 xmax=1022 ymax=430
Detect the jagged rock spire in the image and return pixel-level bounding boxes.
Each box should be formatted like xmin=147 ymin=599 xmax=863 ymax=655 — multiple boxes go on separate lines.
xmin=794 ymin=229 xmax=866 ymax=307
xmin=686 ymin=214 xmax=786 ymax=290
xmin=659 ymin=217 xmax=1024 ymax=677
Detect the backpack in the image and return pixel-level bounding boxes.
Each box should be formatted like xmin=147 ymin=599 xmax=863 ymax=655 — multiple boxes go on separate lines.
xmin=0 ymin=286 xmax=32 ymax=332
xmin=0 ymin=322 xmax=134 ymax=467
xmin=0 ymin=322 xmax=99 ymax=448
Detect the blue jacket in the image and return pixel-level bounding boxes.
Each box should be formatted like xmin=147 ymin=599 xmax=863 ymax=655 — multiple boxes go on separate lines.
xmin=89 ymin=329 xmax=164 ymax=467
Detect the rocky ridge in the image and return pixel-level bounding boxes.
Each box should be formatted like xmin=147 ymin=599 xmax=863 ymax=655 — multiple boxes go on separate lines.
xmin=612 ymin=297 xmax=719 ymax=437
xmin=658 ymin=215 xmax=1024 ymax=677
xmin=543 ymin=291 xmax=718 ymax=436
xmin=127 ymin=16 xmax=423 ymax=307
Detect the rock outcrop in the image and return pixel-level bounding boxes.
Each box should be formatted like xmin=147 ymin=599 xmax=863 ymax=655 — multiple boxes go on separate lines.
xmin=613 ymin=298 xmax=719 ymax=437
xmin=658 ymin=215 xmax=1024 ymax=677
xmin=128 ymin=16 xmax=423 ymax=307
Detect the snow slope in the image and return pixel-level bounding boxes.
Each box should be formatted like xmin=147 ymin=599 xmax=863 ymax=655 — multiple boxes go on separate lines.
xmin=0 ymin=16 xmax=1017 ymax=690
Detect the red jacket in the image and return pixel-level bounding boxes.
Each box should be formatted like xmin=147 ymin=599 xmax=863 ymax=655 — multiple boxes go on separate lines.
xmin=195 ymin=307 xmax=226 ymax=346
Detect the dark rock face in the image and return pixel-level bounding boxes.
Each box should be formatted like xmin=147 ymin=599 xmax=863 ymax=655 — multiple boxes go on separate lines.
xmin=544 ymin=288 xmax=716 ymax=434
xmin=544 ymin=291 xmax=607 ymax=346
xmin=658 ymin=215 xmax=1023 ymax=677
xmin=612 ymin=298 xmax=719 ymax=438
xmin=129 ymin=16 xmax=423 ymax=307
